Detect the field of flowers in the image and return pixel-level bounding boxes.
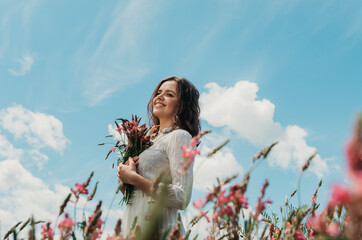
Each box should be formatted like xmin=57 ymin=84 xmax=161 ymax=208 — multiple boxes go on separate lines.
xmin=3 ymin=115 xmax=361 ymax=240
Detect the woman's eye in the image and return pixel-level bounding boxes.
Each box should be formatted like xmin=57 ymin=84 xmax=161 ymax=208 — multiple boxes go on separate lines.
xmin=167 ymin=93 xmax=173 ymax=97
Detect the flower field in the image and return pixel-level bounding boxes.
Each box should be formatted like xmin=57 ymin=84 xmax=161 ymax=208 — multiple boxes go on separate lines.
xmin=3 ymin=115 xmax=361 ymax=240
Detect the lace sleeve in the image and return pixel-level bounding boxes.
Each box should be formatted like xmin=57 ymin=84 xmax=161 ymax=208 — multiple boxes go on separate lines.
xmin=161 ymin=129 xmax=193 ymax=210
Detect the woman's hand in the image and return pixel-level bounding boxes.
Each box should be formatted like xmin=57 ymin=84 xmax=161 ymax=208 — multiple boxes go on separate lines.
xmin=117 ymin=156 xmax=139 ymax=185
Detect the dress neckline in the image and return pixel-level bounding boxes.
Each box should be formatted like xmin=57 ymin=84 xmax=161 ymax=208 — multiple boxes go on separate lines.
xmin=152 ymin=127 xmax=175 ymax=143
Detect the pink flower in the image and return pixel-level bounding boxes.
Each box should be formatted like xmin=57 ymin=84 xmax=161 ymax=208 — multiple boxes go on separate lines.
xmin=310 ymin=195 xmax=317 ymax=203
xmin=181 ymin=145 xmax=200 ymax=159
xmin=327 ymin=184 xmax=351 ymax=209
xmin=71 ymin=183 xmax=89 ymax=198
xmin=193 ymin=198 xmax=204 ymax=209
xmin=190 ymin=137 xmax=199 ymax=147
xmin=284 ymin=222 xmax=291 ymax=233
xmin=41 ymin=222 xmax=54 ymax=240
xmin=326 ymin=222 xmax=340 ymax=237
xmin=110 ymin=147 xmax=116 ymax=152
xmin=199 ymin=211 xmax=210 ymax=222
xmin=85 ymin=211 xmax=105 ymax=240
xmin=294 ymin=230 xmax=304 ymax=240
xmin=58 ymin=213 xmax=77 ymax=236
xmin=217 ymin=190 xmax=227 ymax=204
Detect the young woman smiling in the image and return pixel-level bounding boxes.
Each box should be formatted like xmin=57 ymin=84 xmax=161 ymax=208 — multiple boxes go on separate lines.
xmin=117 ymin=76 xmax=201 ymax=237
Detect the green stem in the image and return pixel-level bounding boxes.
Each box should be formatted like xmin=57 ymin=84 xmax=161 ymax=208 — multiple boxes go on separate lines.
xmin=297 ymin=173 xmax=303 ymax=207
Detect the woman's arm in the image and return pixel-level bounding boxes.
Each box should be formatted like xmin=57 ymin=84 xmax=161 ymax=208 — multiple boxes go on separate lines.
xmin=117 ymin=157 xmax=154 ymax=195
xmin=160 ymin=129 xmax=193 ymax=210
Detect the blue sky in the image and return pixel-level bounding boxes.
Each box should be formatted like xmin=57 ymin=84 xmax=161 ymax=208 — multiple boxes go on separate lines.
xmin=0 ymin=0 xmax=361 ymax=237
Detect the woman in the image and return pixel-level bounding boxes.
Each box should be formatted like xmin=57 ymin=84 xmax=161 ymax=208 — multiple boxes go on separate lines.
xmin=117 ymin=76 xmax=201 ymax=237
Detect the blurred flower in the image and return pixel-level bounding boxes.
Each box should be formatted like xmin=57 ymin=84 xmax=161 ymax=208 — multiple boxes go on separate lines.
xmin=326 ymin=222 xmax=340 ymax=237
xmin=40 ymin=222 xmax=53 ymax=240
xmin=327 ymin=184 xmax=351 ymax=209
xmin=71 ymin=183 xmax=89 ymax=199
xmin=193 ymin=198 xmax=204 ymax=209
xmin=58 ymin=213 xmax=77 ymax=236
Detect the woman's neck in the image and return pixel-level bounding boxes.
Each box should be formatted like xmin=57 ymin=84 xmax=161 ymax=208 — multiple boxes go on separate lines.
xmin=158 ymin=119 xmax=174 ymax=133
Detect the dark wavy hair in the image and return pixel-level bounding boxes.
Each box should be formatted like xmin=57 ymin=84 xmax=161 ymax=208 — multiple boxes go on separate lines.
xmin=147 ymin=76 xmax=201 ymax=137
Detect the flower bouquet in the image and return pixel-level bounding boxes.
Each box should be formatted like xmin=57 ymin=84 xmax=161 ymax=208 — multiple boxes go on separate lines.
xmin=103 ymin=115 xmax=158 ymax=205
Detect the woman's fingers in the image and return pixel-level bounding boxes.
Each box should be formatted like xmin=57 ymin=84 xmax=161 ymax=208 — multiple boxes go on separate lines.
xmin=128 ymin=156 xmax=139 ymax=162
xmin=124 ymin=156 xmax=139 ymax=166
xmin=117 ymin=165 xmax=122 ymax=179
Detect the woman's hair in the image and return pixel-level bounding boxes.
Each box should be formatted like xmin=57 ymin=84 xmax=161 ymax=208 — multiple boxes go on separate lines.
xmin=147 ymin=76 xmax=201 ymax=137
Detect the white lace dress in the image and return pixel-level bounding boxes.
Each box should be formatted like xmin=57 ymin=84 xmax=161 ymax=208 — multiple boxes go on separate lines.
xmin=121 ymin=128 xmax=193 ymax=237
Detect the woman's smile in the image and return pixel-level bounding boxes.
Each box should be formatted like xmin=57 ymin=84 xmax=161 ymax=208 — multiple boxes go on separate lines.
xmin=152 ymin=80 xmax=179 ymax=122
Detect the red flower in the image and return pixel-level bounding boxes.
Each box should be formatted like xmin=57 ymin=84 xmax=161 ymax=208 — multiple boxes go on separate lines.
xmin=190 ymin=137 xmax=199 ymax=147
xmin=193 ymin=198 xmax=204 ymax=209
xmin=199 ymin=211 xmax=210 ymax=222
xmin=327 ymin=184 xmax=351 ymax=209
xmin=41 ymin=222 xmax=54 ymax=240
xmin=294 ymin=230 xmax=304 ymax=240
xmin=58 ymin=213 xmax=77 ymax=236
xmin=85 ymin=213 xmax=104 ymax=240
xmin=71 ymin=183 xmax=89 ymax=198
xmin=326 ymin=222 xmax=340 ymax=237
xmin=181 ymin=145 xmax=200 ymax=159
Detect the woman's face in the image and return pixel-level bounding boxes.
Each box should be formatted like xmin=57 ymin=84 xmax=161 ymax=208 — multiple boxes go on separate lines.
xmin=152 ymin=80 xmax=179 ymax=122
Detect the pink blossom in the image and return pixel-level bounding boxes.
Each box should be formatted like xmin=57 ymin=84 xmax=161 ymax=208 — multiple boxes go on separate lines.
xmin=346 ymin=134 xmax=362 ymax=177
xmin=58 ymin=213 xmax=77 ymax=235
xmin=217 ymin=190 xmax=227 ymax=204
xmin=284 ymin=222 xmax=291 ymax=233
xmin=310 ymin=195 xmax=317 ymax=203
xmin=71 ymin=183 xmax=89 ymax=198
xmin=41 ymin=222 xmax=54 ymax=240
xmin=199 ymin=211 xmax=210 ymax=222
xmin=193 ymin=198 xmax=204 ymax=209
xmin=181 ymin=145 xmax=200 ymax=159
xmin=294 ymin=230 xmax=304 ymax=240
xmin=326 ymin=222 xmax=340 ymax=237
xmin=190 ymin=137 xmax=199 ymax=147
xmin=327 ymin=184 xmax=351 ymax=209
xmin=110 ymin=147 xmax=116 ymax=152
xmin=85 ymin=213 xmax=105 ymax=240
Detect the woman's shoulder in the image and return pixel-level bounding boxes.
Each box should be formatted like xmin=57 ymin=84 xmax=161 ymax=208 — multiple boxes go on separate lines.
xmin=166 ymin=128 xmax=192 ymax=141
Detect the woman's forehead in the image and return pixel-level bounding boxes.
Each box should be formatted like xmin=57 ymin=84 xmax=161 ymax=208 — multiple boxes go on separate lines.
xmin=158 ymin=80 xmax=178 ymax=92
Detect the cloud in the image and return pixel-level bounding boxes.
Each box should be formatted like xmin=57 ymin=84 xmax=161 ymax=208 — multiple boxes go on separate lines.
xmin=8 ymin=54 xmax=34 ymax=76
xmin=0 ymin=104 xmax=70 ymax=153
xmin=0 ymin=133 xmax=24 ymax=160
xmin=0 ymin=159 xmax=69 ymax=234
xmin=0 ymin=159 xmax=120 ymax=238
xmin=193 ymin=144 xmax=243 ymax=192
xmin=200 ymin=81 xmax=329 ymax=177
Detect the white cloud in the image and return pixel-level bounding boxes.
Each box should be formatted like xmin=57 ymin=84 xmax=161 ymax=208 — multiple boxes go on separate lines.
xmin=0 ymin=159 xmax=69 ymax=234
xmin=194 ymin=144 xmax=243 ymax=192
xmin=200 ymin=81 xmax=329 ymax=177
xmin=200 ymin=81 xmax=283 ymax=145
xmin=0 ymin=159 xmax=119 ymax=239
xmin=8 ymin=54 xmax=34 ymax=76
xmin=0 ymin=104 xmax=70 ymax=153
xmin=0 ymin=133 xmax=24 ymax=160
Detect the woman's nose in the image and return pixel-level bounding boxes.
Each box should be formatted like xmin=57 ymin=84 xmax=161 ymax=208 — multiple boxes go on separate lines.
xmin=156 ymin=93 xmax=164 ymax=100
